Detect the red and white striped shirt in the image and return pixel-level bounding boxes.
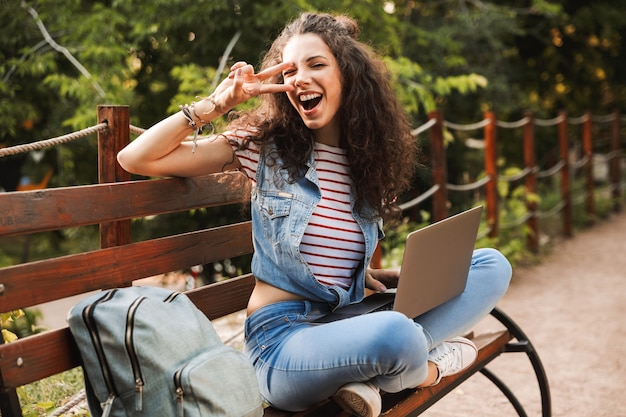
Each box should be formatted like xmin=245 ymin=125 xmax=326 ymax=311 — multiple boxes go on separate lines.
xmin=232 ymin=135 xmax=365 ymax=289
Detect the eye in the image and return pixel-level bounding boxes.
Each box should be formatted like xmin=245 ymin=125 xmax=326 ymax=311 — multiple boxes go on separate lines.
xmin=283 ymin=68 xmax=296 ymax=78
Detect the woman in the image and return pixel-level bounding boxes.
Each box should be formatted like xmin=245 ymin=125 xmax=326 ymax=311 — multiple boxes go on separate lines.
xmin=118 ymin=12 xmax=512 ymax=417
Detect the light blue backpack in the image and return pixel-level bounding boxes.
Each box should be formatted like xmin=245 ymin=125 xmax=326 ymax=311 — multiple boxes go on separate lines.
xmin=67 ymin=286 xmax=263 ymax=417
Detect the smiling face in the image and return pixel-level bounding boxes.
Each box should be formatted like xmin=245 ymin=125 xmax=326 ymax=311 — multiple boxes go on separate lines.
xmin=281 ymin=33 xmax=343 ymax=146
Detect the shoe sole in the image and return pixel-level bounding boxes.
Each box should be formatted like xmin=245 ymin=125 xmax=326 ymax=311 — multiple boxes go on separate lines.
xmin=333 ymin=383 xmax=381 ymax=417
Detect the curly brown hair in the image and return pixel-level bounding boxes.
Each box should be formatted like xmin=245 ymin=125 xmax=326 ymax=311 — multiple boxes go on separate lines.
xmin=229 ymin=12 xmax=418 ymax=220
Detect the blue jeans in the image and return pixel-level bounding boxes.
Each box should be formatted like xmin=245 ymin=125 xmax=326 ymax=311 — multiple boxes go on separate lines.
xmin=243 ymin=248 xmax=512 ymax=411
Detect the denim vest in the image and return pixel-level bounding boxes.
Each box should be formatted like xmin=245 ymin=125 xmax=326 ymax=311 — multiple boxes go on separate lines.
xmin=250 ymin=145 xmax=383 ymax=310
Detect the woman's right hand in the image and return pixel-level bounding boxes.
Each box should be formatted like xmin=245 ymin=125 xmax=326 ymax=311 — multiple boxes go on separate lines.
xmin=212 ymin=61 xmax=295 ymax=112
xmin=117 ymin=61 xmax=294 ymax=178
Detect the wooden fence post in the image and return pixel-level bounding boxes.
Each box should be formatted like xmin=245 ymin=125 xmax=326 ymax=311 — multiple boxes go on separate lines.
xmin=524 ymin=111 xmax=538 ymax=253
xmin=582 ymin=112 xmax=595 ymax=222
xmin=610 ymin=110 xmax=622 ymax=212
xmin=429 ymin=110 xmax=448 ymax=221
xmin=558 ymin=111 xmax=573 ymax=238
xmin=97 ymin=105 xmax=131 ymax=249
xmin=484 ymin=111 xmax=498 ymax=239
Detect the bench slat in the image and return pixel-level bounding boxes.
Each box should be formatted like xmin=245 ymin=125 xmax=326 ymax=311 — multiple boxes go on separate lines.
xmin=187 ymin=274 xmax=255 ymax=320
xmin=0 ymin=172 xmax=249 ymax=237
xmin=264 ymin=401 xmax=346 ymax=417
xmin=264 ymin=401 xmax=347 ymax=417
xmin=0 ymin=328 xmax=80 ymax=388
xmin=0 ymin=222 xmax=253 ymax=311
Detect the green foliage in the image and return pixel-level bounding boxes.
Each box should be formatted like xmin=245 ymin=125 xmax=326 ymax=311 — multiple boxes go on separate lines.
xmin=2 ymin=308 xmax=46 ymax=340
xmin=385 ymin=56 xmax=488 ymax=114
xmin=18 ymin=368 xmax=87 ymax=417
xmin=1 ymin=310 xmax=23 ymax=343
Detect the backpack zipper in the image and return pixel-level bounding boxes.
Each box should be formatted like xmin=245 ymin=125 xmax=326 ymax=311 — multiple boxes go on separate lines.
xmin=173 ymin=365 xmax=186 ymax=417
xmin=100 ymin=393 xmax=116 ymax=417
xmin=166 ymin=291 xmax=187 ymax=417
xmin=82 ymin=290 xmax=119 ymax=416
xmin=125 ymin=296 xmax=147 ymax=411
xmin=165 ymin=291 xmax=181 ymax=302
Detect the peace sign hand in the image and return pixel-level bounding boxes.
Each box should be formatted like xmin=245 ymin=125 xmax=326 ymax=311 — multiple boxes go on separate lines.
xmin=213 ymin=61 xmax=295 ymax=112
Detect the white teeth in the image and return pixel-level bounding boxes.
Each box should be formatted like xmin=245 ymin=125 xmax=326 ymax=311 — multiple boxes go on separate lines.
xmin=300 ymin=93 xmax=321 ymax=102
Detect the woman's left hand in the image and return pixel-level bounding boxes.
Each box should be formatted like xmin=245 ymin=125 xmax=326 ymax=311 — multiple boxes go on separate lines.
xmin=365 ymin=268 xmax=400 ymax=293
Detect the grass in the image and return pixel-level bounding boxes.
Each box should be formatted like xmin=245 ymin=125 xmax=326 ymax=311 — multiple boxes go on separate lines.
xmin=18 ymin=368 xmax=87 ymax=416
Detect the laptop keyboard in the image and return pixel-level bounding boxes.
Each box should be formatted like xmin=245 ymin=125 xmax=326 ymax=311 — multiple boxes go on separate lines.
xmin=371 ymin=302 xmax=394 ymax=313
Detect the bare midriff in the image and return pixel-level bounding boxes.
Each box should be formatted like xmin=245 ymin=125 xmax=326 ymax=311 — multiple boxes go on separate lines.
xmin=246 ymin=279 xmax=305 ymax=316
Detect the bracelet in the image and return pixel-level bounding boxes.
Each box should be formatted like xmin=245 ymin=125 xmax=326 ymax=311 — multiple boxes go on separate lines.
xmin=179 ymin=105 xmax=203 ymax=154
xmin=179 ymin=94 xmax=223 ymax=127
xmin=196 ymin=93 xmax=224 ymax=116
xmin=179 ymin=96 xmax=218 ymax=154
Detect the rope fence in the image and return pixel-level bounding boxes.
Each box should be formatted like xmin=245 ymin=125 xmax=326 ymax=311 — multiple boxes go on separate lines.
xmin=129 ymin=124 xmax=146 ymax=136
xmin=409 ymin=108 xmax=624 ymax=252
xmin=537 ymin=160 xmax=565 ymax=179
xmin=0 ymin=123 xmax=108 ymax=158
xmin=398 ymin=184 xmax=440 ymax=211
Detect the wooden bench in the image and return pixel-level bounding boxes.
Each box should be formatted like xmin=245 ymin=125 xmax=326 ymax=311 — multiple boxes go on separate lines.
xmin=0 ymin=106 xmax=551 ymax=417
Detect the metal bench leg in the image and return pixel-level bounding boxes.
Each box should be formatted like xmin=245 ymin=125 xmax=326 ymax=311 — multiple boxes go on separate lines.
xmin=0 ymin=388 xmax=22 ymax=417
xmin=0 ymin=334 xmax=24 ymax=417
xmin=490 ymin=307 xmax=552 ymax=417
xmin=480 ymin=367 xmax=529 ymax=417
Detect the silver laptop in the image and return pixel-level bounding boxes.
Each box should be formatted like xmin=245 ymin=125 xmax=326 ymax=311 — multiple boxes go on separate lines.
xmin=313 ymin=206 xmax=483 ymax=323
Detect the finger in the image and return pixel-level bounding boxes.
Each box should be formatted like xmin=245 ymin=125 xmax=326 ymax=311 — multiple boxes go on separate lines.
xmin=230 ymin=68 xmax=246 ymax=92
xmin=365 ymin=276 xmax=388 ymax=293
xmin=231 ymin=65 xmax=257 ymax=85
xmin=256 ymin=62 xmax=295 ymax=81
xmin=230 ymin=61 xmax=248 ymax=72
xmin=228 ymin=63 xmax=255 ymax=80
xmin=238 ymin=64 xmax=255 ymax=76
xmin=227 ymin=61 xmax=247 ymax=79
xmin=259 ymin=83 xmax=295 ymax=95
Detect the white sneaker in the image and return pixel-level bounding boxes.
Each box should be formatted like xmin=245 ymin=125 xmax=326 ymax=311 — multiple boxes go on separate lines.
xmin=333 ymin=382 xmax=382 ymax=417
xmin=428 ymin=336 xmax=478 ymax=385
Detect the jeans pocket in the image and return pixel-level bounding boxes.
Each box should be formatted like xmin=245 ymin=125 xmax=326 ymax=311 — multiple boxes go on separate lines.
xmin=253 ymin=312 xmax=299 ymax=355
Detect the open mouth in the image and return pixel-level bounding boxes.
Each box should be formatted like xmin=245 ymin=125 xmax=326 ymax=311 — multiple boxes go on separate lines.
xmin=300 ymin=93 xmax=322 ymax=111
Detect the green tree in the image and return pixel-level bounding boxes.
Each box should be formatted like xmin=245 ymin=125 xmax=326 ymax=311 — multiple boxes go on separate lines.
xmin=514 ymin=0 xmax=626 ymax=115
